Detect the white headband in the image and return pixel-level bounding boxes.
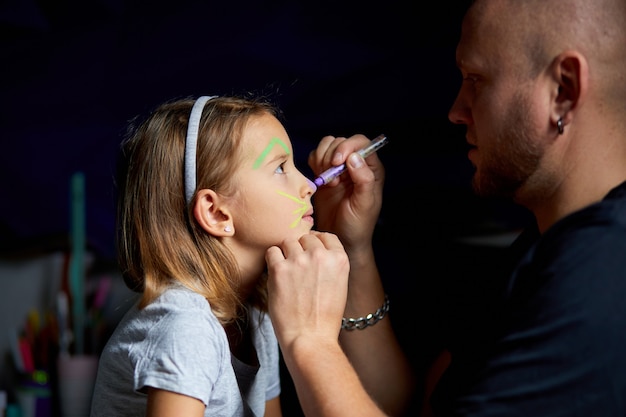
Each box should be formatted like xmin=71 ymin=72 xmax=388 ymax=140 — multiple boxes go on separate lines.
xmin=184 ymin=95 xmax=218 ymax=205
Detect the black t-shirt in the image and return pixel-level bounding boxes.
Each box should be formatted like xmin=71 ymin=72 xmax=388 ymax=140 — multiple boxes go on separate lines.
xmin=431 ymin=181 xmax=626 ymax=416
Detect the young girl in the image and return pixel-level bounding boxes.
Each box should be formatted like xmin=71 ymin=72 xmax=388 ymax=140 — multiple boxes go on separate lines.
xmin=90 ymin=95 xmax=336 ymax=416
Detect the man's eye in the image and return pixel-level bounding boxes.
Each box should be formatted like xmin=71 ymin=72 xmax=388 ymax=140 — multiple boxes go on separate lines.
xmin=463 ymin=75 xmax=477 ymax=84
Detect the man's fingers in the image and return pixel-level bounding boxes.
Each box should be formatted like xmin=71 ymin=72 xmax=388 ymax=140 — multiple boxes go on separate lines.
xmin=308 ymin=231 xmax=345 ymax=251
xmin=265 ymin=245 xmax=285 ymax=265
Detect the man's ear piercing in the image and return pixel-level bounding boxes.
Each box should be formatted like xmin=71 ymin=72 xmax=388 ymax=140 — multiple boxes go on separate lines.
xmin=557 ymin=117 xmax=564 ymax=135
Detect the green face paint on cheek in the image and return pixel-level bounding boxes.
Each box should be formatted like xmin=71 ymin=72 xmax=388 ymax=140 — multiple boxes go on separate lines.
xmin=275 ymin=190 xmax=307 ymax=228
xmin=253 ymin=137 xmax=290 ymax=169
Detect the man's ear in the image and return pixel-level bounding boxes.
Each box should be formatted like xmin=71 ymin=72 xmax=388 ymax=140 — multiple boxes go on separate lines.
xmin=193 ymin=189 xmax=234 ymax=237
xmin=551 ymin=50 xmax=588 ymax=127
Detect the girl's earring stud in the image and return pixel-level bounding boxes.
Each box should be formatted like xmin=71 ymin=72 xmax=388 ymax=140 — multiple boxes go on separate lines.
xmin=224 ymin=226 xmax=232 ymax=233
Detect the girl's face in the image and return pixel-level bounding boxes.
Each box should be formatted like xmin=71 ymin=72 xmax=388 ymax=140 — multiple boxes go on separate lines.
xmin=225 ymin=113 xmax=316 ymax=270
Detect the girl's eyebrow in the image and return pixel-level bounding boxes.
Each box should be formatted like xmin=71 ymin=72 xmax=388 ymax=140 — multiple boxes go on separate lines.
xmin=253 ymin=137 xmax=290 ymax=169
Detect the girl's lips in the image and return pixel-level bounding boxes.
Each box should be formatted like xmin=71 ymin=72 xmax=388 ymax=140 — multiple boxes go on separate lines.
xmin=302 ymin=210 xmax=314 ymax=225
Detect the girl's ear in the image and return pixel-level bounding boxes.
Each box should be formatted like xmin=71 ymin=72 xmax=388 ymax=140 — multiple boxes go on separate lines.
xmin=192 ymin=189 xmax=234 ymax=237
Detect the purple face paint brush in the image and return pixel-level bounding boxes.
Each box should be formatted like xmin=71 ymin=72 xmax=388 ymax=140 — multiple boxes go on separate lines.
xmin=313 ymin=134 xmax=388 ymax=188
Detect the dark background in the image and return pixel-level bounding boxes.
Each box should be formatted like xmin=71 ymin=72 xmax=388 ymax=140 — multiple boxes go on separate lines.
xmin=0 ymin=0 xmax=486 ymax=260
xmin=0 ymin=1 xmax=533 ymax=414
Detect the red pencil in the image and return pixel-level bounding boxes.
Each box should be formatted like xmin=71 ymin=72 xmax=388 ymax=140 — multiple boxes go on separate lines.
xmin=18 ymin=336 xmax=35 ymax=373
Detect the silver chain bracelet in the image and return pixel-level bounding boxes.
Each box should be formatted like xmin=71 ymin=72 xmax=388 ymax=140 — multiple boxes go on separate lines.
xmin=341 ymin=294 xmax=390 ymax=331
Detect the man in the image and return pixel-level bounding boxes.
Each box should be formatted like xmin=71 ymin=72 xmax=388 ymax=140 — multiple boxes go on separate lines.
xmin=267 ymin=0 xmax=626 ymax=415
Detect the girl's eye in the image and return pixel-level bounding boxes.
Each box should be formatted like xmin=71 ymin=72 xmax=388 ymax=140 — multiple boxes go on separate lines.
xmin=275 ymin=162 xmax=286 ymax=174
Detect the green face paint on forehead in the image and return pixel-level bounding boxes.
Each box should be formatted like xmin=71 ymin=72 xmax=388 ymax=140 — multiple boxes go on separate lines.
xmin=253 ymin=137 xmax=290 ymax=170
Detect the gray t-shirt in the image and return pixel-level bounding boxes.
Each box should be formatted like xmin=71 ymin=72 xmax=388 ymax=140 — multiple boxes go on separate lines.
xmin=90 ymin=285 xmax=280 ymax=416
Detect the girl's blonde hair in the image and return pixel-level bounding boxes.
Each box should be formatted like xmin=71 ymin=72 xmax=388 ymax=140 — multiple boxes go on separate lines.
xmin=116 ymin=95 xmax=278 ymax=325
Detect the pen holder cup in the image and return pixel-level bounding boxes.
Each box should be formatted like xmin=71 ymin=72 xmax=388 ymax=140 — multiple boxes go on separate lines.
xmin=56 ymin=355 xmax=99 ymax=417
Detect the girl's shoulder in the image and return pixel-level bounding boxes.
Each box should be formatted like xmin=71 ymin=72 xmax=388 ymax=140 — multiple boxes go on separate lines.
xmin=148 ymin=285 xmax=217 ymax=322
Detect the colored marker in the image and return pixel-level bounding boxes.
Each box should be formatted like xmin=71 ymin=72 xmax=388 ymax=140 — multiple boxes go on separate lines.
xmin=313 ymin=134 xmax=388 ymax=187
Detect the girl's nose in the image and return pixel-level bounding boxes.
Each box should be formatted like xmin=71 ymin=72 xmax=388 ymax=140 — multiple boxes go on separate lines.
xmin=306 ymin=178 xmax=317 ymax=194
